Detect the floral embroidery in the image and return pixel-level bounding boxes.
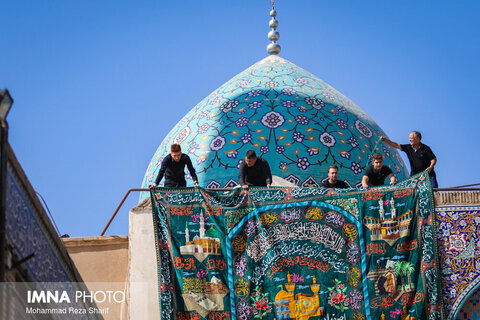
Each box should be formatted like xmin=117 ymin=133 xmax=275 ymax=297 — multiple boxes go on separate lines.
xmin=328 ymin=279 xmax=349 ymax=311
xmin=250 ymin=287 xmax=272 ymax=319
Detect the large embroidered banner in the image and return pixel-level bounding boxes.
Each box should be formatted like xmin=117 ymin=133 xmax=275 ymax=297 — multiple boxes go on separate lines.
xmin=435 ymin=192 xmax=480 ymax=320
xmin=151 ymin=172 xmax=444 ymax=320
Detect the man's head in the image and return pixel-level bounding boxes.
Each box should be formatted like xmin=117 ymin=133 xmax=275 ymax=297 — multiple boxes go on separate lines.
xmin=327 ymin=164 xmax=339 ymax=183
xmin=244 ymin=150 xmax=257 ymax=167
xmin=371 ymin=153 xmax=384 ymax=171
xmin=409 ymin=131 xmax=422 ymax=147
xmin=170 ymin=144 xmax=182 ymax=162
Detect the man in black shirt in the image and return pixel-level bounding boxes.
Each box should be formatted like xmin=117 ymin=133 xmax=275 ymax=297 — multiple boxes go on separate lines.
xmin=322 ymin=164 xmax=349 ymax=188
xmin=238 ymin=150 xmax=272 ymax=189
xmin=149 ymin=144 xmax=199 ymax=188
xmin=381 ymin=131 xmax=438 ymax=188
xmin=362 ymin=153 xmax=397 ymax=188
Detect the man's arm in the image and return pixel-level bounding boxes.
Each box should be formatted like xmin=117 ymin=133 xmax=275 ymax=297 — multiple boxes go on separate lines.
xmin=388 ymin=173 xmax=397 ymax=185
xmin=149 ymin=157 xmax=169 ymax=188
xmin=424 ymin=146 xmax=437 ymax=173
xmin=185 ymin=155 xmax=199 ymax=186
xmin=380 ymin=136 xmax=401 ymax=150
xmin=238 ymin=162 xmax=247 ymax=188
xmin=361 ymin=175 xmax=369 ymax=188
xmin=155 ymin=157 xmax=169 ymax=185
xmin=428 ymin=158 xmax=437 ymax=173
xmin=264 ymin=160 xmax=272 ymax=187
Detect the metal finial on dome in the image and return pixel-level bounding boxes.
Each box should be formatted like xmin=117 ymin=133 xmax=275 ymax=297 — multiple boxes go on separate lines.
xmin=267 ymin=0 xmax=281 ymax=55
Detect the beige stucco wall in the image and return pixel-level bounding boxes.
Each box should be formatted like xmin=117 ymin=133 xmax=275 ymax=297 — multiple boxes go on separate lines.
xmin=128 ymin=198 xmax=161 ymax=320
xmin=63 ymin=236 xmax=129 ymax=320
xmin=62 ymin=198 xmax=162 ymax=320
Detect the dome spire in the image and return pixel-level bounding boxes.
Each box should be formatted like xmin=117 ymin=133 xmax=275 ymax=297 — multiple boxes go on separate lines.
xmin=267 ymin=0 xmax=281 ymax=55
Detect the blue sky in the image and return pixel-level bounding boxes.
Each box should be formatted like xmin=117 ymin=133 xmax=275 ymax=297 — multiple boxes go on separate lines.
xmin=2 ymin=0 xmax=479 ymax=237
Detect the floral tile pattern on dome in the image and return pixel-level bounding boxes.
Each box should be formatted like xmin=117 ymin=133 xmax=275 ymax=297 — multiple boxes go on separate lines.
xmin=141 ymin=56 xmax=408 ymax=201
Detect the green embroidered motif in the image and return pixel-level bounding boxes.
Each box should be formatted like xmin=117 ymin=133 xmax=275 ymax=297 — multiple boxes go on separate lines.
xmin=225 ymin=206 xmax=255 ymax=232
xmin=325 ymin=198 xmax=359 ymax=219
xmin=151 ymin=172 xmax=444 ymax=320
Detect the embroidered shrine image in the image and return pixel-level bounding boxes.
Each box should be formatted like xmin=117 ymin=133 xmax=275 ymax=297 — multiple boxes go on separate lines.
xmin=151 ymin=172 xmax=444 ymax=320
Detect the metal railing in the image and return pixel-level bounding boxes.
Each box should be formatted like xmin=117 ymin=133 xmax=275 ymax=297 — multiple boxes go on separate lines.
xmin=100 ymin=184 xmax=480 ymax=236
xmin=100 ymin=187 xmax=235 ymax=236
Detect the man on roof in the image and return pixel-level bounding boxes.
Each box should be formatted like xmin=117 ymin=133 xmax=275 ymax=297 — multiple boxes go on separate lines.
xmin=149 ymin=143 xmax=199 ymax=188
xmin=381 ymin=131 xmax=438 ymax=188
xmin=362 ymin=153 xmax=397 ymax=188
xmin=238 ymin=150 xmax=272 ymax=189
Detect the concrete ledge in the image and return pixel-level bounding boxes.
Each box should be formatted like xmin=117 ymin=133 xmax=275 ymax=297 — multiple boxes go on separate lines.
xmin=434 ymin=191 xmax=480 ymax=206
xmin=63 ymin=236 xmax=129 ymax=248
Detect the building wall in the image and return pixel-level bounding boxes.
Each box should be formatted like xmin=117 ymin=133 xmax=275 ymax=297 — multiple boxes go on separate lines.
xmin=128 ymin=198 xmax=161 ymax=320
xmin=63 ymin=236 xmax=129 ymax=320
xmin=3 ymin=143 xmax=100 ymax=319
xmin=5 ymin=144 xmax=84 ymax=283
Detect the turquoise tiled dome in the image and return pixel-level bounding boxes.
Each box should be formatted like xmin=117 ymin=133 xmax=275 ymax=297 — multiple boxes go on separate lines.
xmin=141 ymin=55 xmax=408 ymax=194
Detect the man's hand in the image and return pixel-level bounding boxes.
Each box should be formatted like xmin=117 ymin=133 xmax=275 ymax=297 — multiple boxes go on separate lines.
xmin=390 ymin=175 xmax=397 ymax=186
xmin=194 ymin=181 xmax=199 ymax=187
xmin=380 ymin=136 xmax=401 ymax=149
xmin=361 ymin=176 xmax=369 ymax=189
xmin=148 ymin=183 xmax=158 ymax=189
xmin=242 ymin=185 xmax=249 ymax=189
xmin=267 ymin=184 xmax=271 ymax=188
